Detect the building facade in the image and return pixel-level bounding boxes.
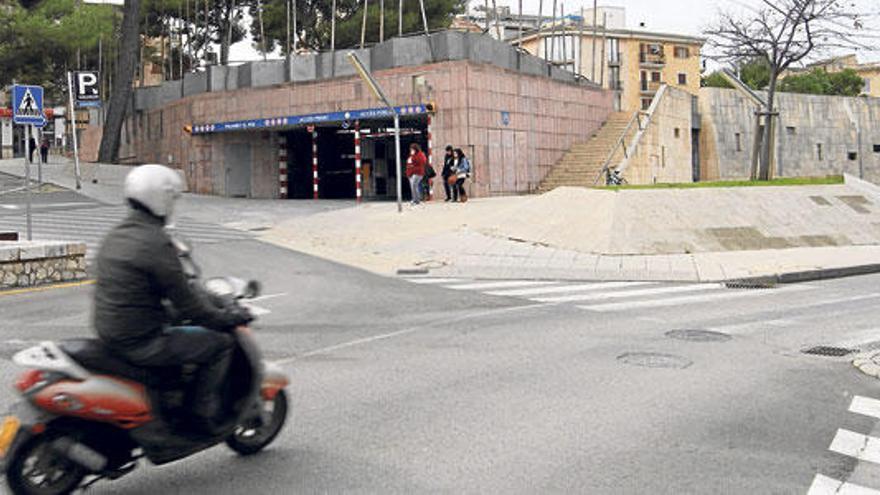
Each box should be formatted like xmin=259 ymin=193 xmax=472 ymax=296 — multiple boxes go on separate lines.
xmin=518 ymin=25 xmax=704 ymax=113
xmin=103 ymin=32 xmax=613 ymax=200
xmin=801 ymin=55 xmax=880 ymax=98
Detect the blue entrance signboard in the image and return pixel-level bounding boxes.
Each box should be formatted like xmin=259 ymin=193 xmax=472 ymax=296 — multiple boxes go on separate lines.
xmin=191 ymin=104 xmax=428 ymax=135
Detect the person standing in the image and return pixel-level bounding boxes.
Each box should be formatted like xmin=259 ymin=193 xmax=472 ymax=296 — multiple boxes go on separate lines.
xmin=40 ymin=137 xmax=50 ymax=164
xmin=453 ymin=148 xmax=471 ymax=203
xmin=27 ymin=135 xmax=37 ymax=164
xmin=441 ymin=145 xmax=455 ymax=202
xmin=406 ymin=143 xmax=427 ymax=205
xmin=452 ymin=148 xmax=471 ymax=203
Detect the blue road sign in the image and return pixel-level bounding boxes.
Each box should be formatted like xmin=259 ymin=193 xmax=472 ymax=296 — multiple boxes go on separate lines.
xmin=12 ymin=85 xmax=45 ymax=127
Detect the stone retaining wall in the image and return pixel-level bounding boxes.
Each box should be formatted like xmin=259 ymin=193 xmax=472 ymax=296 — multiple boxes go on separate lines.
xmin=0 ymin=242 xmax=88 ymax=289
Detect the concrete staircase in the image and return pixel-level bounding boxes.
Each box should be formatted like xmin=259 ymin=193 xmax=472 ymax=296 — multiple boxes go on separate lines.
xmin=538 ymin=112 xmax=633 ymax=192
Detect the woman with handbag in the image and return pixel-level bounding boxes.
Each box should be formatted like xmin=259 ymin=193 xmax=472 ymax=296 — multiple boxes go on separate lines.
xmin=452 ymin=148 xmax=471 ymax=203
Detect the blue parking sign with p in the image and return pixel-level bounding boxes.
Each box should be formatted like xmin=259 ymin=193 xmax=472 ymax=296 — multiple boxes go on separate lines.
xmin=12 ymin=85 xmax=45 ymax=127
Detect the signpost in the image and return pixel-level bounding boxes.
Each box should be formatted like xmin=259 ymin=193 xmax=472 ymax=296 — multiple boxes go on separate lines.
xmin=12 ymin=84 xmax=44 ymax=241
xmin=67 ymin=71 xmax=100 ymax=190
xmin=346 ymin=52 xmax=403 ymax=213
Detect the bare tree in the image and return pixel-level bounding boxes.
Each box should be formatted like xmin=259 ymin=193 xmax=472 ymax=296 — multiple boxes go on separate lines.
xmin=705 ymin=0 xmax=865 ymax=180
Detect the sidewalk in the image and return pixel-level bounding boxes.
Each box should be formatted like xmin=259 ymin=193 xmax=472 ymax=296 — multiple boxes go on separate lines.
xmin=6 ymin=157 xmax=880 ymax=284
xmin=0 ymin=158 xmax=350 ymax=230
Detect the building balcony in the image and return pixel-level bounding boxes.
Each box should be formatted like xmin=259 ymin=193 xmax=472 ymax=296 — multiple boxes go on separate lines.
xmin=639 ymin=53 xmax=666 ymax=66
xmin=640 ymin=80 xmax=662 ymax=93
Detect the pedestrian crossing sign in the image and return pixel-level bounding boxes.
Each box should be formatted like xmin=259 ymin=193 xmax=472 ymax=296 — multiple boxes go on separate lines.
xmin=12 ymin=85 xmax=45 ymax=127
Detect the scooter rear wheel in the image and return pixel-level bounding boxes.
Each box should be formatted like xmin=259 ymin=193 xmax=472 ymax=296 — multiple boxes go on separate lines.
xmin=225 ymin=390 xmax=288 ymax=456
xmin=5 ymin=433 xmax=87 ymax=495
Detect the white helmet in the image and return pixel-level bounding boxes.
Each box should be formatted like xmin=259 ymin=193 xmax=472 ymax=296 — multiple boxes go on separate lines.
xmin=123 ymin=164 xmax=184 ymax=219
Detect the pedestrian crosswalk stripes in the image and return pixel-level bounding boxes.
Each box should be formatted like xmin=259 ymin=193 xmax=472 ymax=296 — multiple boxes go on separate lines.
xmin=810 ymin=396 xmax=880 ymax=494
xmin=402 ymin=277 xmax=812 ymax=313
xmin=578 ymin=285 xmax=812 ymax=312
xmin=534 ymin=283 xmax=723 ymax=304
xmin=485 ymin=281 xmax=652 ymax=297
xmin=850 ymin=396 xmax=880 ymax=420
xmin=0 ymin=204 xmax=253 ymax=261
xmin=808 ymin=474 xmax=880 ymax=495
xmin=445 ymin=280 xmax=558 ymax=291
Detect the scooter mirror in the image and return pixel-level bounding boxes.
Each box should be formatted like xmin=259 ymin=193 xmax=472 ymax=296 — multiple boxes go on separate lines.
xmin=245 ymin=280 xmax=261 ymax=299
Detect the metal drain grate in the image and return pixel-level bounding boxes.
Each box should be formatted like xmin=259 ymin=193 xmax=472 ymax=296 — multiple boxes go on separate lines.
xmin=725 ymin=280 xmax=777 ymax=289
xmin=801 ymin=346 xmax=855 ymax=357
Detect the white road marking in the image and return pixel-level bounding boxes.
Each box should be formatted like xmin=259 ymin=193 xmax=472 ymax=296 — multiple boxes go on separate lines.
xmin=406 ymin=278 xmax=468 ymax=285
xmin=829 ymin=429 xmax=880 ymax=465
xmin=833 ymin=329 xmax=880 ymax=348
xmin=247 ymin=292 xmax=287 ymax=303
xmin=445 ymin=280 xmax=558 ymax=291
xmin=277 ymin=302 xmax=557 ymax=365
xmin=579 ymin=285 xmax=811 ymax=312
xmin=485 ymin=281 xmax=653 ymax=297
xmin=708 ymin=318 xmax=797 ymax=335
xmin=536 ymin=283 xmax=722 ymax=304
xmin=0 ymin=204 xmax=20 ymax=210
xmin=808 ymin=474 xmax=880 ymax=495
xmin=851 ymin=396 xmax=880 ymax=420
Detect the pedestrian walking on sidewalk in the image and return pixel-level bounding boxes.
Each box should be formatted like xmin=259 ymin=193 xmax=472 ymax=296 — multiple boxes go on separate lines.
xmin=452 ymin=148 xmax=471 ymax=203
xmin=442 ymin=145 xmax=455 ymax=202
xmin=40 ymin=137 xmax=49 ymax=164
xmin=406 ymin=143 xmax=427 ymax=205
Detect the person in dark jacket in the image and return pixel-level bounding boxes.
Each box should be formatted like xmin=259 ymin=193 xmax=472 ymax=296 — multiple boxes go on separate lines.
xmin=452 ymin=148 xmax=471 ymax=202
xmin=93 ymin=164 xmax=251 ymax=434
xmin=39 ymin=137 xmax=49 ymax=164
xmin=441 ymin=145 xmax=455 ymax=202
xmin=27 ymin=136 xmax=37 ymax=164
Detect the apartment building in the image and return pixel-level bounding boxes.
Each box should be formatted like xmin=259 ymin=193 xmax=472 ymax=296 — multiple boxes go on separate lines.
xmin=515 ymin=10 xmax=704 ymax=113
xmin=800 ymin=54 xmax=880 ymax=97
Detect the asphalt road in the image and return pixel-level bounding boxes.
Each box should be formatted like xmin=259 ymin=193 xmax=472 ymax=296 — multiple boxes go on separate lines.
xmin=0 ymin=235 xmax=879 ymax=493
xmin=1 ymin=189 xmax=880 ymax=493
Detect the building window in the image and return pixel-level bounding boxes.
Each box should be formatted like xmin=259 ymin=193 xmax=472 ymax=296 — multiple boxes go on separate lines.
xmin=786 ymin=126 xmax=796 ymax=135
xmin=651 ymin=71 xmax=661 ymax=83
xmin=865 ymin=78 xmax=872 ymax=93
xmin=674 ymin=128 xmax=680 ymax=139
xmin=641 ymin=98 xmax=653 ymax=110
xmin=817 ymin=144 xmax=823 ymax=160
xmin=674 ymin=46 xmax=690 ymax=59
xmin=849 ymin=152 xmax=858 ymax=161
xmin=874 ymin=144 xmax=880 ymax=153
xmin=677 ymin=73 xmax=687 ymax=85
xmin=735 ymin=133 xmax=742 ymax=152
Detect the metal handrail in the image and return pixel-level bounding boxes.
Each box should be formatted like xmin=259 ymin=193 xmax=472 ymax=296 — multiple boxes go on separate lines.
xmin=594 ymin=112 xmax=641 ymax=186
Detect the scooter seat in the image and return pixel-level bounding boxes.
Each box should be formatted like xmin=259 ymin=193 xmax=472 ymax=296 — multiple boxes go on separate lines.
xmin=59 ymin=339 xmax=162 ymax=387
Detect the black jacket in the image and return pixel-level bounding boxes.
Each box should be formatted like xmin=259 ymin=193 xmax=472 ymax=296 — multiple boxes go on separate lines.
xmin=93 ymin=209 xmax=245 ymax=351
xmin=442 ymin=154 xmax=455 ymax=178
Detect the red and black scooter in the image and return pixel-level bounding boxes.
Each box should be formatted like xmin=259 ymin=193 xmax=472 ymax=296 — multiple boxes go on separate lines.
xmin=0 ymin=243 xmax=290 ymax=494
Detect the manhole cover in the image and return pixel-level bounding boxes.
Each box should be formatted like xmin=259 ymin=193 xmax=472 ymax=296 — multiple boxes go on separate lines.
xmin=801 ymin=346 xmax=854 ymax=357
xmin=666 ymin=329 xmax=732 ymax=343
xmin=617 ymin=352 xmax=693 ymax=369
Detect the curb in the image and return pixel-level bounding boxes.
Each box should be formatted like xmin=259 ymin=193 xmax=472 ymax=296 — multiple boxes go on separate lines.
xmin=853 ymin=350 xmax=880 ymax=379
xmin=727 ymin=263 xmax=880 ymax=287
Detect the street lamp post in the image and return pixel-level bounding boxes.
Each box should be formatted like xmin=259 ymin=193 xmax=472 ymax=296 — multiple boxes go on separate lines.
xmin=346 ymin=51 xmax=403 ymax=213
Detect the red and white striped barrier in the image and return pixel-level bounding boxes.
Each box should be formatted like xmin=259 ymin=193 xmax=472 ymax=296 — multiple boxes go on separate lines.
xmin=311 ymin=130 xmax=319 ymax=200
xmin=354 ymin=121 xmax=362 ymax=203
xmin=278 ymin=136 xmax=288 ymax=199
xmin=426 ymin=113 xmax=433 ymax=201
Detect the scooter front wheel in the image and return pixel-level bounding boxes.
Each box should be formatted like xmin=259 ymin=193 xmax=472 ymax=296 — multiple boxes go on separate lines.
xmin=5 ymin=432 xmax=86 ymax=495
xmin=225 ymin=390 xmax=288 ymax=456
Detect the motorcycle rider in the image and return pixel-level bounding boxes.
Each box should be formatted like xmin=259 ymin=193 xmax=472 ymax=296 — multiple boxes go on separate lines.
xmin=92 ymin=164 xmax=252 ymax=435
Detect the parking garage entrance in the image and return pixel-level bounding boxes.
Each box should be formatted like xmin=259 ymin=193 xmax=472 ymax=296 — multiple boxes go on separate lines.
xmin=190 ymin=105 xmax=432 ymax=201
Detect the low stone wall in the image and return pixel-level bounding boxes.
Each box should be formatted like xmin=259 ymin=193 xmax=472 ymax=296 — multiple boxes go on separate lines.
xmin=0 ymin=242 xmax=88 ymax=289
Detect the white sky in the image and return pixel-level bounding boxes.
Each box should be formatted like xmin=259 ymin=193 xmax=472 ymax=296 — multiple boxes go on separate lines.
xmin=229 ymin=0 xmax=880 ymax=65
